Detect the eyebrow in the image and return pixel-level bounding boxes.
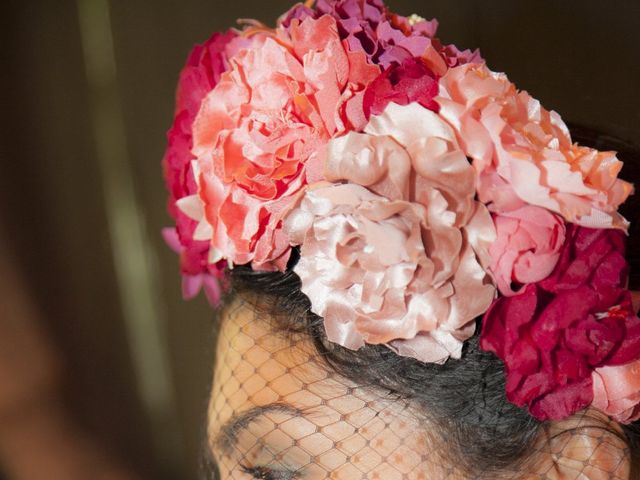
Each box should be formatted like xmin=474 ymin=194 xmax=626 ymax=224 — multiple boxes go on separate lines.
xmin=210 ymin=403 xmax=303 ymax=457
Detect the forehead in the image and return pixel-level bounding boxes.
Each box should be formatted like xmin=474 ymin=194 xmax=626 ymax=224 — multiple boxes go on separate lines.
xmin=207 ymin=300 xmax=439 ymax=479
xmin=210 ymin=299 xmax=332 ymax=417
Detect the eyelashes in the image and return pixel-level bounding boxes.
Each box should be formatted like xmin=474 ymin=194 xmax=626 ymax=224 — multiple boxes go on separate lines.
xmin=240 ymin=464 xmax=301 ymax=480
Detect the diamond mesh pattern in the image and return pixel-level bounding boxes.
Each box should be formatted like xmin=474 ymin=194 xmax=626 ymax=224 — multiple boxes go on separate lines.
xmin=204 ymin=300 xmax=631 ymax=480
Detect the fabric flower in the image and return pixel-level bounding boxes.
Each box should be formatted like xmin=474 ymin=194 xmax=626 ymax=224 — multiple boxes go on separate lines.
xmin=363 ymin=57 xmax=439 ymax=118
xmin=183 ymin=16 xmax=380 ymax=270
xmin=162 ymin=30 xmax=248 ymax=301
xmin=592 ymin=359 xmax=640 ymax=423
xmin=286 ymin=103 xmax=496 ymax=363
xmin=437 ymin=63 xmax=633 ymax=231
xmin=489 ymin=206 xmax=566 ymax=296
xmin=480 ymin=225 xmax=640 ymax=421
xmin=279 ymin=0 xmax=481 ymax=70
xmin=162 ymin=228 xmax=223 ymax=306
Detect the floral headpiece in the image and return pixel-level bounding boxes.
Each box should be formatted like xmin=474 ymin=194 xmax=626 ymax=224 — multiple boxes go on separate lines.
xmin=163 ymin=0 xmax=640 ymax=423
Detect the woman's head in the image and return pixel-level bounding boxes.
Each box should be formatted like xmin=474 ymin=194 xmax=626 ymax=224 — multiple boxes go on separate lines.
xmin=203 ymin=127 xmax=640 ymax=479
xmin=205 ymin=265 xmax=633 ymax=479
xmin=160 ymin=1 xmax=640 ymax=478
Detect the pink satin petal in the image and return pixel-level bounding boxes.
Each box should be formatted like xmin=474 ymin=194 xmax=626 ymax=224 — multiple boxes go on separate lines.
xmin=592 ymin=359 xmax=640 ymax=423
xmin=324 ymin=132 xmax=411 ymax=201
xmin=162 ymin=227 xmax=183 ymax=254
xmin=202 ymin=274 xmax=222 ymax=306
xmin=488 ymin=206 xmax=566 ymax=297
xmin=182 ymin=274 xmax=204 ymax=300
xmin=389 ymin=329 xmax=464 ymax=365
xmin=287 ymin=103 xmax=496 ymax=364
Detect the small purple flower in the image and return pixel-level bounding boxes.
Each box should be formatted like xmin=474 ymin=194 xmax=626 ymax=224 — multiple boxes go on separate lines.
xmin=279 ymin=0 xmax=481 ymax=68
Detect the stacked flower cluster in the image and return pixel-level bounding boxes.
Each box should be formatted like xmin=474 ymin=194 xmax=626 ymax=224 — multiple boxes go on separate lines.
xmin=163 ymin=0 xmax=638 ymax=422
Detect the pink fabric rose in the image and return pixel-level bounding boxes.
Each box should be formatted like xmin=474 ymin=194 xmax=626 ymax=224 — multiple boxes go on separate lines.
xmin=286 ymin=103 xmax=496 ymax=363
xmin=489 ymin=206 xmax=566 ymax=296
xmin=481 ymin=225 xmax=640 ymax=421
xmin=593 ymin=359 xmax=640 ymax=423
xmin=184 ymin=16 xmax=380 ymax=270
xmin=437 ymin=63 xmax=633 ymax=230
xmin=162 ymin=30 xmax=248 ymax=301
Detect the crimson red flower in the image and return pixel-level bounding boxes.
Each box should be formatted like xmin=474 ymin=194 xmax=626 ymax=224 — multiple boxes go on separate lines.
xmin=363 ymin=57 xmax=439 ymax=117
xmin=480 ymin=225 xmax=640 ymax=421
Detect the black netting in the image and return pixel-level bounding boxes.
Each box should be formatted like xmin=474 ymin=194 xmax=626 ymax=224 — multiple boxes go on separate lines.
xmin=203 ymin=300 xmax=631 ymax=480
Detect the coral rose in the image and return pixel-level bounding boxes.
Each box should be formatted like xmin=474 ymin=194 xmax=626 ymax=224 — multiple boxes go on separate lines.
xmin=481 ymin=225 xmax=640 ymax=421
xmin=489 ymin=206 xmax=566 ymax=296
xmin=437 ymin=63 xmax=633 ymax=230
xmin=286 ymin=103 xmax=496 ymax=363
xmin=184 ymin=16 xmax=379 ymax=270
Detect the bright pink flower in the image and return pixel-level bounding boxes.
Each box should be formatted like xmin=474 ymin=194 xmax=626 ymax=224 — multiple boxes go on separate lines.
xmin=437 ymin=63 xmax=633 ymax=230
xmin=186 ymin=16 xmax=380 ymax=270
xmin=489 ymin=206 xmax=566 ymax=296
xmin=162 ymin=30 xmax=247 ymax=301
xmin=363 ymin=57 xmax=439 ymax=118
xmin=162 ymin=228 xmax=223 ymax=306
xmin=286 ymin=103 xmax=496 ymax=363
xmin=481 ymin=225 xmax=640 ymax=421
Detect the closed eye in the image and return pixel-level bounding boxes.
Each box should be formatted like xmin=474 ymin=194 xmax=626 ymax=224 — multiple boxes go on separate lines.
xmin=240 ymin=464 xmax=301 ymax=480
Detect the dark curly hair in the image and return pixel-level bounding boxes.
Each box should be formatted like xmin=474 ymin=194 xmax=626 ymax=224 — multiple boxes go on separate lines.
xmin=225 ymin=125 xmax=640 ymax=478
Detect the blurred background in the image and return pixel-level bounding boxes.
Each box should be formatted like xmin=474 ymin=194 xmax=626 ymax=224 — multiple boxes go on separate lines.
xmin=1 ymin=0 xmax=638 ymax=479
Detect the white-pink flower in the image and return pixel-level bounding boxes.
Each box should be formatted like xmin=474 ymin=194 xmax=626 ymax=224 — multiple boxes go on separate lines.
xmin=286 ymin=103 xmax=496 ymax=363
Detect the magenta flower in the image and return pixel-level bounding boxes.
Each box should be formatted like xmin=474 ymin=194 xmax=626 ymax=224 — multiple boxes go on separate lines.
xmin=162 ymin=228 xmax=223 ymax=306
xmin=279 ymin=0 xmax=481 ymax=69
xmin=363 ymin=57 xmax=439 ymax=118
xmin=481 ymin=226 xmax=640 ymax=421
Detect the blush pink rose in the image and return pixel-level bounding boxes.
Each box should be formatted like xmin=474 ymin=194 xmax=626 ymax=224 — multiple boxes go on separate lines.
xmin=184 ymin=16 xmax=380 ymax=270
xmin=286 ymin=103 xmax=496 ymax=363
xmin=436 ymin=63 xmax=633 ymax=230
xmin=592 ymin=359 xmax=640 ymax=423
xmin=489 ymin=206 xmax=566 ymax=296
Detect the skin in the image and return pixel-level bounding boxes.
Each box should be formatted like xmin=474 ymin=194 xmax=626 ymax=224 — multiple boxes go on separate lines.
xmin=206 ymin=298 xmax=633 ymax=480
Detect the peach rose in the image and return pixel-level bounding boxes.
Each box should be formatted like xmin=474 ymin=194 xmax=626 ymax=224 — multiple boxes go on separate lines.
xmin=592 ymin=359 xmax=640 ymax=423
xmin=181 ymin=15 xmax=379 ymax=270
xmin=286 ymin=103 xmax=496 ymax=363
xmin=436 ymin=63 xmax=633 ymax=230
